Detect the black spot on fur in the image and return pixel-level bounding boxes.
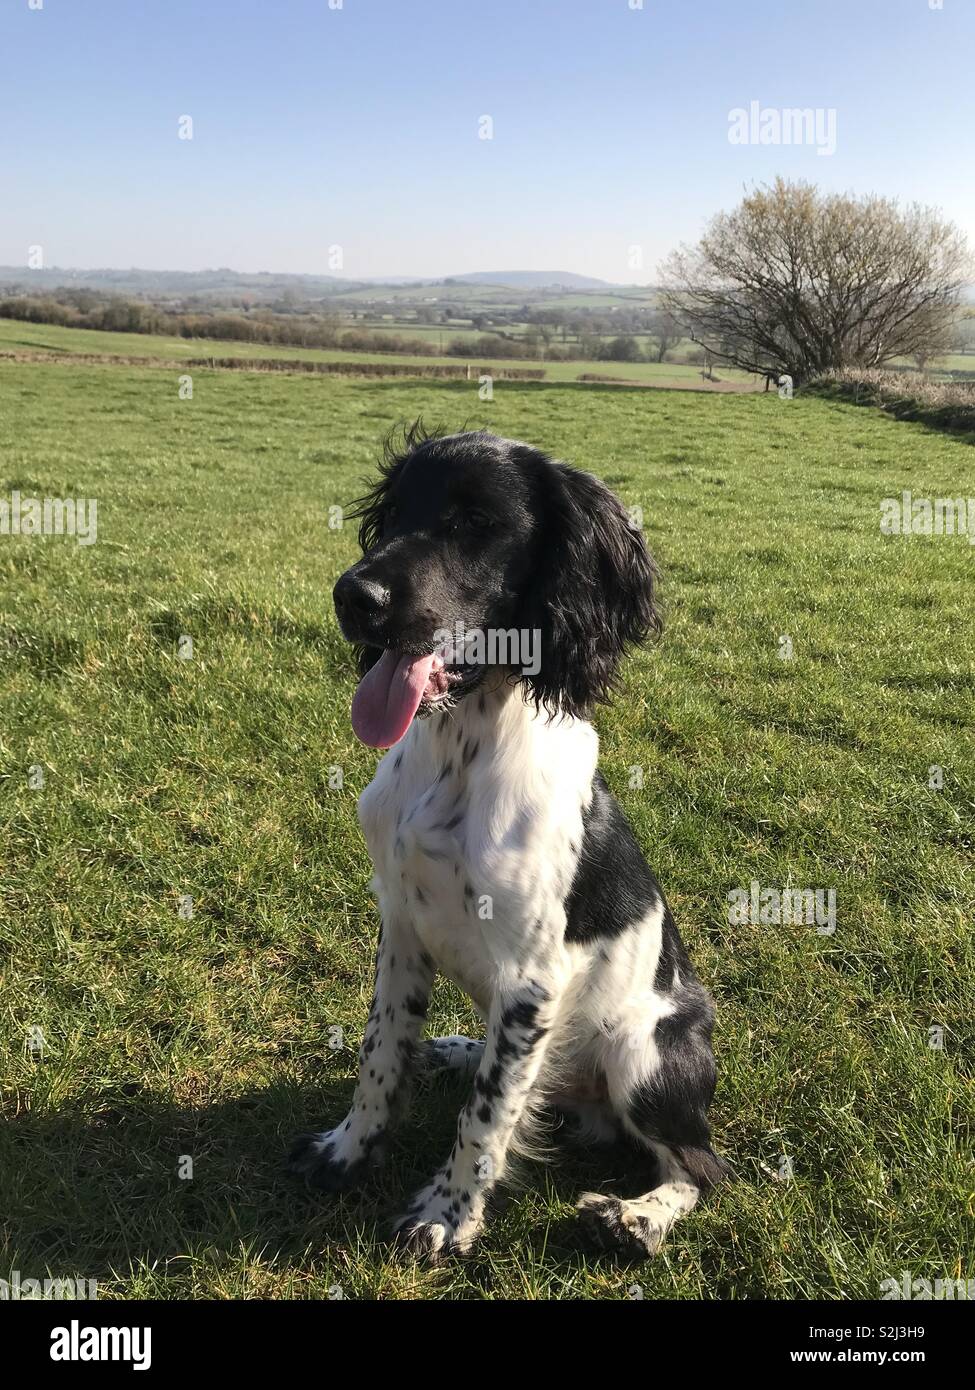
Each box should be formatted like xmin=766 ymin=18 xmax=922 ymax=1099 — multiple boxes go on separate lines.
xmin=564 ymin=771 xmax=663 ymax=944
xmin=474 ymin=1061 xmax=503 ymax=1101
xmin=501 ymin=994 xmax=546 ymax=1031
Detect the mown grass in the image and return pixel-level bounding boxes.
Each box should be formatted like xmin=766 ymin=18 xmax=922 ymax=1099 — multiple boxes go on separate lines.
xmin=1 ymin=360 xmax=973 ymax=1300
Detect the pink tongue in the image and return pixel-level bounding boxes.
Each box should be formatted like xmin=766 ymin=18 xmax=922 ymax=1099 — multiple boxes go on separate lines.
xmin=351 ymin=650 xmax=437 ymax=748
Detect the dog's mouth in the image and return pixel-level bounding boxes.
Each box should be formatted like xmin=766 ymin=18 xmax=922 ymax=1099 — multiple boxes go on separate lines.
xmin=351 ymin=649 xmax=478 ymax=749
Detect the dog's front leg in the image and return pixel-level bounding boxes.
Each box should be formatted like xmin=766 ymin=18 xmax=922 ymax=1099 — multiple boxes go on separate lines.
xmin=289 ymin=916 xmax=434 ymax=1190
xmin=394 ymin=963 xmax=568 ymax=1261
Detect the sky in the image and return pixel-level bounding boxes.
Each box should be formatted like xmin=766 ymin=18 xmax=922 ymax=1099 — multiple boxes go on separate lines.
xmin=2 ymin=0 xmax=973 ymax=284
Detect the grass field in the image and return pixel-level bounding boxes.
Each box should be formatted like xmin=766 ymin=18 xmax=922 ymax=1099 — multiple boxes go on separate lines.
xmin=1 ymin=358 xmax=973 ymax=1300
xmin=326 ymin=283 xmax=656 ymax=311
xmin=0 ymin=317 xmax=752 ymax=386
xmin=934 ymin=354 xmax=975 ymax=372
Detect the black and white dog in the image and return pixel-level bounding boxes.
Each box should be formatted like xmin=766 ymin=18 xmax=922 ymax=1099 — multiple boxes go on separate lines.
xmin=290 ymin=425 xmax=726 ymax=1261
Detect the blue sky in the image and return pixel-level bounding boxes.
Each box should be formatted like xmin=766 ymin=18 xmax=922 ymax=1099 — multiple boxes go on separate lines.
xmin=2 ymin=0 xmax=972 ymax=283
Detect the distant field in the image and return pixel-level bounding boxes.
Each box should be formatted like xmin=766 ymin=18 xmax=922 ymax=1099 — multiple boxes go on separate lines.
xmin=353 ymin=321 xmax=485 ymax=345
xmin=359 ymin=320 xmax=695 ymax=355
xmin=890 ymin=353 xmax=975 ymax=375
xmin=933 ymin=354 xmax=975 ymax=373
xmin=0 ymin=317 xmax=323 ymax=363
xmin=1 ymin=358 xmax=972 ymax=1300
xmin=334 ymin=282 xmax=524 ymax=307
xmin=331 ymin=282 xmax=656 ymax=310
xmin=0 ymin=317 xmax=754 ymax=386
xmin=534 ymin=291 xmax=657 ymax=310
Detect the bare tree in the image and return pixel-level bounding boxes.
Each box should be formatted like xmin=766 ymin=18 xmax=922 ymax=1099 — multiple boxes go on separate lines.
xmin=648 ymin=308 xmax=682 ymax=362
xmin=659 ymin=179 xmax=971 ymax=383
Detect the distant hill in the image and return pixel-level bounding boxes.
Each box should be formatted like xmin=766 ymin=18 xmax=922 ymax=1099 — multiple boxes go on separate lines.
xmin=0 ymin=266 xmax=358 ymax=300
xmin=0 ymin=264 xmax=634 ymax=304
xmin=447 ymin=271 xmax=614 ymax=290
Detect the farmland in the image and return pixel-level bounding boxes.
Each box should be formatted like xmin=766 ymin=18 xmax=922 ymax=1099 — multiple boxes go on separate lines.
xmin=1 ymin=355 xmax=972 ymax=1300
xmin=0 ymin=316 xmax=757 ymax=387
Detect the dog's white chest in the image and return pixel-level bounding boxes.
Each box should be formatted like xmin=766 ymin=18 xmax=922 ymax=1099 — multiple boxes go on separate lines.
xmin=356 ymin=689 xmax=598 ymax=1008
xmin=358 ymin=742 xmax=496 ymax=1005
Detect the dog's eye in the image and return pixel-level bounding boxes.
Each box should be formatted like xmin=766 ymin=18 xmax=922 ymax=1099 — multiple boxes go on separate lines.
xmin=464 ymin=509 xmax=492 ymax=532
xmin=383 ymin=504 xmax=398 ymax=528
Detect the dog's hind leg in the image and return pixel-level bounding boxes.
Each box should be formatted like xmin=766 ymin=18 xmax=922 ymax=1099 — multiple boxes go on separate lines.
xmin=577 ymin=973 xmax=728 ymax=1258
xmin=577 ymin=1143 xmax=710 ymax=1258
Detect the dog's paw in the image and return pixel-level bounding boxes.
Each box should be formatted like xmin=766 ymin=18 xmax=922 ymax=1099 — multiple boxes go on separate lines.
xmin=392 ymin=1215 xmax=456 ymax=1263
xmin=417 ymin=1035 xmax=485 ymax=1077
xmin=287 ymin=1129 xmax=381 ymax=1192
xmin=576 ymin=1191 xmax=666 ymax=1260
xmin=391 ymin=1181 xmax=483 ymax=1264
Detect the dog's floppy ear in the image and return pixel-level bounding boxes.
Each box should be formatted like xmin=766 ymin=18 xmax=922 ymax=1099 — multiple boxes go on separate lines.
xmin=520 ymin=461 xmax=661 ymax=718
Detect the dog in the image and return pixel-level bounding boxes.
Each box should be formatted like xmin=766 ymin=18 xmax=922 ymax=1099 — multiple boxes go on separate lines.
xmin=289 ymin=423 xmax=726 ymax=1261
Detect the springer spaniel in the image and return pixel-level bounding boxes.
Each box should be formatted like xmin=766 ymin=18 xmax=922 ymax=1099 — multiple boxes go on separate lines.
xmin=289 ymin=424 xmax=726 ymax=1261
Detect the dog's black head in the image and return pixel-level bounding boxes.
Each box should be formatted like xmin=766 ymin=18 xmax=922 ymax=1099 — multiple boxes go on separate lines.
xmin=334 ymin=423 xmax=661 ymax=747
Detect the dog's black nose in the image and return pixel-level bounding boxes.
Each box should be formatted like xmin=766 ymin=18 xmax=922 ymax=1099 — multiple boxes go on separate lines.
xmin=333 ymin=571 xmax=390 ymax=628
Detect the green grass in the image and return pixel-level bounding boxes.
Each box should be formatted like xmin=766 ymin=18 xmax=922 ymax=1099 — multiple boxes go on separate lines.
xmin=352 ymin=321 xmax=485 ymax=343
xmin=0 ymin=316 xmax=751 ymax=385
xmin=1 ymin=360 xmax=973 ymax=1300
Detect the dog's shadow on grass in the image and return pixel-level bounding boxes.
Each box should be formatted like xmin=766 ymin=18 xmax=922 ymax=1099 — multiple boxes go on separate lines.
xmin=3 ymin=1072 xmax=645 ymax=1290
